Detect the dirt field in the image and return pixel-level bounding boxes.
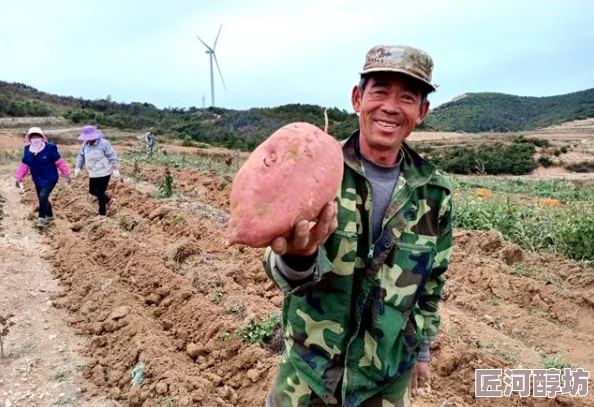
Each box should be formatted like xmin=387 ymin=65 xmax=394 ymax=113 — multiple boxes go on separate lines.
xmin=1 ymin=120 xmax=594 ymax=406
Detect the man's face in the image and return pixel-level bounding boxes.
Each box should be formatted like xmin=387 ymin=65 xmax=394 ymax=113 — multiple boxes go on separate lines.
xmin=351 ymin=73 xmax=430 ymax=156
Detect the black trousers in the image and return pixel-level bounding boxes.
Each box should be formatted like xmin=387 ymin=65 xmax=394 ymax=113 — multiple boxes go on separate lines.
xmin=89 ymin=175 xmax=111 ymax=215
xmin=35 ymin=182 xmax=57 ymax=218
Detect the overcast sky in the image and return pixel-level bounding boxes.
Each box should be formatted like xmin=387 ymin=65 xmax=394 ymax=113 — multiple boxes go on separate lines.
xmin=1 ymin=0 xmax=593 ymax=112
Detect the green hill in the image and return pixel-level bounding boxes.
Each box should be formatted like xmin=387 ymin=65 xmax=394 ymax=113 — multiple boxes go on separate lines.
xmin=1 ymin=80 xmax=594 ymax=151
xmin=423 ymin=89 xmax=594 ymax=132
xmin=0 ymin=81 xmax=359 ymax=151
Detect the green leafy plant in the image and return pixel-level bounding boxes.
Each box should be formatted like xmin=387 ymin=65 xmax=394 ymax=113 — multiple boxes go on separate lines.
xmin=235 ymin=314 xmax=281 ymax=344
xmin=158 ymin=166 xmax=174 ymax=198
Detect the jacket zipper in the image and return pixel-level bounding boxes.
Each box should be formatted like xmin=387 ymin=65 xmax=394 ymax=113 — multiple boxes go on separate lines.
xmin=344 ymin=159 xmax=434 ymax=261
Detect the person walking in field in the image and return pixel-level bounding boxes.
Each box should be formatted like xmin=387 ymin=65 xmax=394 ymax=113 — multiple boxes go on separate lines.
xmin=14 ymin=126 xmax=72 ymax=229
xmin=144 ymin=127 xmax=156 ymax=157
xmin=73 ymin=125 xmax=120 ymax=218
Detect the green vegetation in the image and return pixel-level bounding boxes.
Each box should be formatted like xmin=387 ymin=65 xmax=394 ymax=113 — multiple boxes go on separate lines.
xmin=4 ymin=80 xmax=594 ymax=152
xmin=454 ymin=194 xmax=594 ymax=262
xmin=565 ymin=161 xmax=594 ymax=173
xmin=452 ymin=177 xmax=594 ymax=202
xmin=0 ymin=99 xmax=51 ymax=117
xmin=235 ymin=314 xmax=281 ymax=344
xmin=512 ymin=135 xmax=550 ymax=148
xmin=127 ymin=150 xmax=237 ymax=176
xmin=538 ymin=156 xmax=554 ymax=167
xmin=157 ymin=167 xmax=174 ymax=198
xmin=424 ymin=89 xmax=594 ymax=132
xmin=428 ymin=143 xmax=536 ymax=175
xmin=0 ymin=79 xmax=359 ymax=152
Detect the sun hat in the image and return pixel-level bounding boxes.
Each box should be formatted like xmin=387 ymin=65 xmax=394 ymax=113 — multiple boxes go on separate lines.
xmin=25 ymin=127 xmax=48 ymax=144
xmin=77 ymin=125 xmax=105 ymax=141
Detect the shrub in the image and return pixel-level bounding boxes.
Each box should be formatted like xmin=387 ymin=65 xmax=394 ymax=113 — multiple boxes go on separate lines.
xmin=512 ymin=135 xmax=550 ymax=148
xmin=565 ymin=161 xmax=594 ymax=173
xmin=429 ymin=143 xmax=536 ymax=175
xmin=538 ymin=156 xmax=554 ymax=167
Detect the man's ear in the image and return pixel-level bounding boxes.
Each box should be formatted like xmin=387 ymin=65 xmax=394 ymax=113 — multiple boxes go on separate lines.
xmin=351 ymin=85 xmax=362 ymax=113
xmin=416 ymin=100 xmax=430 ymax=126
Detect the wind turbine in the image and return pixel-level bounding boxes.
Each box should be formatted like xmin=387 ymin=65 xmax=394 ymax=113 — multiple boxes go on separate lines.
xmin=197 ymin=24 xmax=227 ymax=107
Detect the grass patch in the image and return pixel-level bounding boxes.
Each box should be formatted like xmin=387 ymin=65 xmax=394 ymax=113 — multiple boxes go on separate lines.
xmin=56 ymin=394 xmax=75 ymax=405
xmin=451 ymin=177 xmax=594 ymax=202
xmin=53 ymin=370 xmax=69 ymax=382
xmin=540 ymin=352 xmax=573 ymax=370
xmin=454 ymin=194 xmax=594 ymax=262
xmin=181 ymin=136 xmax=212 ymax=148
xmin=125 ymin=150 xmax=237 ymax=176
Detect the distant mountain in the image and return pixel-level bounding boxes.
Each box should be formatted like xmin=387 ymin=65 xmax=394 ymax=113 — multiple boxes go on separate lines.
xmin=423 ymin=88 xmax=594 ymax=132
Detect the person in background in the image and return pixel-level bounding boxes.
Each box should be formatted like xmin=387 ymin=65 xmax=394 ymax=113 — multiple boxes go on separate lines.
xmin=14 ymin=126 xmax=72 ymax=229
xmin=144 ymin=127 xmax=156 ymax=157
xmin=73 ymin=125 xmax=120 ymax=218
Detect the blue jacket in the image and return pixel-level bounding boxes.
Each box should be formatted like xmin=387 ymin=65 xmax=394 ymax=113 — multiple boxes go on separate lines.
xmin=19 ymin=143 xmax=63 ymax=187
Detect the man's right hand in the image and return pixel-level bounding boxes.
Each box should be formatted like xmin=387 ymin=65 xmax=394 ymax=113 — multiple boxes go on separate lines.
xmin=74 ymin=168 xmax=81 ymax=178
xmin=271 ymin=201 xmax=338 ymax=257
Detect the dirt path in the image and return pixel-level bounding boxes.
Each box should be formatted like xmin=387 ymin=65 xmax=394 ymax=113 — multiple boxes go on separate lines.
xmin=0 ymin=167 xmax=118 ymax=407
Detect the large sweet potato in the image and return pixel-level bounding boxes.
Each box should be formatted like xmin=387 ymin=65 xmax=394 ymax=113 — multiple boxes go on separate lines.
xmin=226 ymin=122 xmax=344 ymax=248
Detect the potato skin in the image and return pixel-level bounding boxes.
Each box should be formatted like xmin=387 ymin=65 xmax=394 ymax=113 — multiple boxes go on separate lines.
xmin=226 ymin=122 xmax=344 ymax=248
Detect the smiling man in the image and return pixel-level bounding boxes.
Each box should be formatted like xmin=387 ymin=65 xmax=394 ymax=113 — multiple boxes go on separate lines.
xmin=263 ymin=45 xmax=454 ymax=407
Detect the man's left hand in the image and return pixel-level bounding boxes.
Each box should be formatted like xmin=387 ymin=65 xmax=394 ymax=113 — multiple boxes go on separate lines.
xmin=410 ymin=361 xmax=431 ymax=396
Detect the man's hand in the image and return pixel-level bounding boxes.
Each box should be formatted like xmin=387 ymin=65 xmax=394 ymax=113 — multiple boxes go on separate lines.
xmin=112 ymin=169 xmax=121 ymax=179
xmin=270 ymin=201 xmax=338 ymax=257
xmin=74 ymin=168 xmax=81 ymax=178
xmin=410 ymin=361 xmax=431 ymax=397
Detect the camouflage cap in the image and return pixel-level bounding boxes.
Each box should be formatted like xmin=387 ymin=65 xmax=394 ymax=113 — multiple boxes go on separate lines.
xmin=360 ymin=45 xmax=436 ymax=91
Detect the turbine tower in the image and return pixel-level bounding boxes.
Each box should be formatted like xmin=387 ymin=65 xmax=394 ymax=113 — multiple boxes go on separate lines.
xmin=197 ymin=24 xmax=227 ymax=107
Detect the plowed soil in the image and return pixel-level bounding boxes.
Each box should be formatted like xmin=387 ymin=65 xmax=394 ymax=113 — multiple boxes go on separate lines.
xmin=3 ymin=156 xmax=594 ymax=406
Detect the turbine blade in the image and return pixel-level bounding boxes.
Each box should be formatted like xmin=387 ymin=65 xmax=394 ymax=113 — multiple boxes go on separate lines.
xmin=213 ymin=23 xmax=223 ymax=50
xmin=196 ymin=35 xmax=213 ymax=52
xmin=213 ymin=53 xmax=227 ymax=91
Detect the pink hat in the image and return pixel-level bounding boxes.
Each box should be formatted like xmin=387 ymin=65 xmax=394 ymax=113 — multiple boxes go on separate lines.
xmin=77 ymin=125 xmax=104 ymax=141
xmin=25 ymin=127 xmax=48 ymax=144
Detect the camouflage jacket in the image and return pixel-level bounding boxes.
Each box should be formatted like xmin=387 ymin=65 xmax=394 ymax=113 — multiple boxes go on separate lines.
xmin=263 ymin=130 xmax=453 ymax=406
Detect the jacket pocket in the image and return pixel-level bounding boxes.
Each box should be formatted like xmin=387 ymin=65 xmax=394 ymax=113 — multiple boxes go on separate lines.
xmin=324 ymin=225 xmax=358 ymax=275
xmin=378 ymin=240 xmax=435 ymax=314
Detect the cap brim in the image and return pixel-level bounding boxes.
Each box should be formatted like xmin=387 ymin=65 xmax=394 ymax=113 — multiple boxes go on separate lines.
xmin=359 ymin=68 xmax=436 ymax=91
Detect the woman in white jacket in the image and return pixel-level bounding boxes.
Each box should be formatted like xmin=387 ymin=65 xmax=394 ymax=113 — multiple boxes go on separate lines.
xmin=73 ymin=125 xmax=120 ymax=217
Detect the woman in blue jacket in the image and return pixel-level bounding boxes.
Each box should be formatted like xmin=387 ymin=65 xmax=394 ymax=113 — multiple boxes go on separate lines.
xmin=14 ymin=127 xmax=72 ymax=229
